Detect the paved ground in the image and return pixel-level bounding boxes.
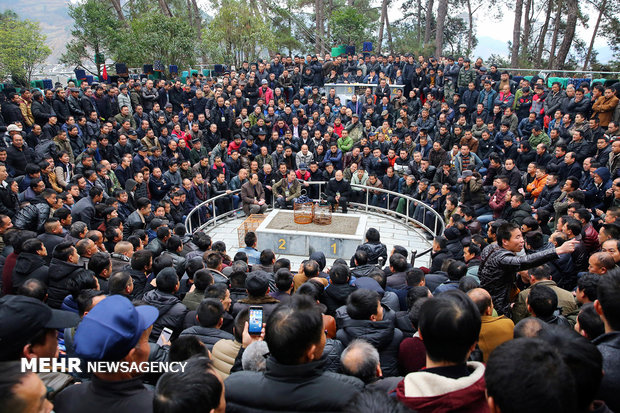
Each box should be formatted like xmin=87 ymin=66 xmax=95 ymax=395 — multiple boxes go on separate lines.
xmin=199 ymin=210 xmax=433 ymax=270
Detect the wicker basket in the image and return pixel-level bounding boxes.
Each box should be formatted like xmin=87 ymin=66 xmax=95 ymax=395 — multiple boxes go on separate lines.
xmin=237 ymin=214 xmax=267 ymax=246
xmin=294 ymin=202 xmax=314 ymax=224
xmin=313 ymin=204 xmax=332 ymax=225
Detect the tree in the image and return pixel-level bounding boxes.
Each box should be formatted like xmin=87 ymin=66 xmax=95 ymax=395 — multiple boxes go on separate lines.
xmin=115 ymin=10 xmax=199 ymax=72
xmin=60 ymin=0 xmax=122 ymax=77
xmin=511 ymin=0 xmax=523 ymax=66
xmin=553 ymin=0 xmax=577 ymax=68
xmin=329 ymin=6 xmax=376 ymax=47
xmin=423 ymin=0 xmax=435 ymax=45
xmin=202 ymin=0 xmax=276 ymax=66
xmin=434 ymin=0 xmax=449 ymax=56
xmin=0 ymin=11 xmax=51 ymax=86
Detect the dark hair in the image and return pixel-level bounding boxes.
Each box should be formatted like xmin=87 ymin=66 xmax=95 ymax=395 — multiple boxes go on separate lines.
xmin=528 ymin=284 xmax=558 ymax=318
xmin=21 ymin=239 xmax=44 ymax=254
xmin=303 ymin=260 xmax=319 ymax=278
xmin=346 ymin=289 xmax=380 ymax=320
xmin=259 ymin=249 xmax=275 ymax=266
xmin=365 ymin=227 xmax=380 ymax=243
xmin=167 ymin=336 xmax=208 ymax=363
xmin=193 ymin=232 xmax=212 ymax=251
xmin=17 ymin=278 xmax=47 ymax=301
xmin=205 ymin=251 xmax=222 ymax=270
xmin=197 ymin=298 xmax=224 ymax=328
xmin=273 ymin=258 xmax=291 ymax=273
xmin=154 ymin=356 xmax=222 ymax=412
xmin=329 ymin=264 xmax=350 ymax=285
xmin=577 ymin=303 xmax=605 ymax=340
xmin=244 ymin=231 xmax=257 ymax=247
xmin=564 ymin=217 xmax=582 ymax=237
xmin=485 ymin=338 xmax=576 ymax=413
xmin=389 ymin=253 xmax=407 ymax=272
xmin=406 ymin=285 xmax=430 ymax=311
xmin=76 ymin=289 xmax=105 ymax=317
xmin=275 ymin=269 xmax=294 ymax=292
xmin=597 ymin=267 xmax=620 ymax=330
xmin=342 ymin=389 xmax=413 ymax=413
xmin=167 ymin=235 xmax=183 ymax=252
xmin=88 ymin=252 xmax=111 ymax=277
xmin=108 ymin=271 xmax=132 ymax=295
xmin=446 ymin=260 xmax=467 ymax=281
xmin=131 ymin=249 xmax=152 ymax=271
xmin=265 ymin=295 xmax=323 ymax=365
xmin=418 ymin=290 xmax=481 ymax=363
xmin=66 ymin=269 xmax=97 ymax=300
xmin=496 ymin=222 xmax=519 ymax=247
xmin=577 ymin=273 xmax=600 ymax=302
xmin=156 ymin=268 xmax=179 ymax=293
xmin=406 ymin=268 xmax=425 ymax=287
xmin=458 ymin=276 xmax=479 ymax=292
xmin=185 ymin=258 xmax=204 ymax=280
xmin=53 ymin=241 xmax=76 ymax=261
xmin=353 ymin=249 xmax=368 ymax=266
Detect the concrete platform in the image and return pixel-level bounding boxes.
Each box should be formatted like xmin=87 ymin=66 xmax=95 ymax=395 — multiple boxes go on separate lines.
xmin=199 ymin=208 xmax=433 ymax=270
xmin=255 ymin=210 xmax=367 ymax=259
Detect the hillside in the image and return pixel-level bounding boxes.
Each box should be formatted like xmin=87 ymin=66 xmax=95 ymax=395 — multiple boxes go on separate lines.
xmin=0 ymin=0 xmax=72 ymax=63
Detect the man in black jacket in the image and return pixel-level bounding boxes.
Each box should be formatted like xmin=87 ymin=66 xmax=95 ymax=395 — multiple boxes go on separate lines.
xmin=1 ymin=92 xmax=24 ymax=124
xmin=179 ymin=298 xmax=234 ymax=351
xmin=352 ymin=227 xmax=388 ymax=266
xmin=336 ymin=289 xmax=403 ymax=377
xmin=225 ymin=295 xmax=363 ymax=411
xmin=142 ymin=267 xmax=189 ymax=341
xmin=325 ymin=170 xmax=351 ymax=213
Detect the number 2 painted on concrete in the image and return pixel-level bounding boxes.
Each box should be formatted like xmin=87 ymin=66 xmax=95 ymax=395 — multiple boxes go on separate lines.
xmin=278 ymin=239 xmax=286 ymax=250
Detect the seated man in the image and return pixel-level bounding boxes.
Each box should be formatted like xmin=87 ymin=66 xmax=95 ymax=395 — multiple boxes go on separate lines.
xmin=325 ymin=170 xmax=351 ymax=213
xmin=225 ymin=295 xmax=364 ymax=411
xmin=396 ymin=290 xmax=488 ymax=411
xmin=240 ymin=173 xmax=268 ymax=216
xmin=272 ymin=169 xmax=301 ymax=209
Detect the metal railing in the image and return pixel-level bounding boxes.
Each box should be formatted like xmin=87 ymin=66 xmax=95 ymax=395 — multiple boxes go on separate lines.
xmin=185 ymin=181 xmax=445 ymax=252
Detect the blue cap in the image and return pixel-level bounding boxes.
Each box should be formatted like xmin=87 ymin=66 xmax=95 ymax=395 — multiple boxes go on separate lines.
xmin=74 ymin=295 xmax=158 ymax=361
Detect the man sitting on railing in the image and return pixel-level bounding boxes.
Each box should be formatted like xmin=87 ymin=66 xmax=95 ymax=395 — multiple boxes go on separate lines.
xmin=325 ymin=170 xmax=351 ymax=214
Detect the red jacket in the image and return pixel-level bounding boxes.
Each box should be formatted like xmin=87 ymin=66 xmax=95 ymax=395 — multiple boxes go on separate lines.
xmin=583 ymin=223 xmax=600 ymax=254
xmin=258 ymin=86 xmax=274 ymax=104
xmin=396 ymin=362 xmax=490 ymax=413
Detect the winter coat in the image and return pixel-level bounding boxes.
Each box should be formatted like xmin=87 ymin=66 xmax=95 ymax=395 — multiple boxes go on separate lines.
xmin=352 ymin=242 xmax=387 ymax=266
xmin=337 ymin=318 xmax=403 ymax=377
xmin=593 ymin=332 xmax=620 ymax=413
xmin=14 ymin=198 xmax=51 ymax=233
xmin=396 ymin=361 xmax=489 ymax=413
xmin=179 ymin=325 xmax=234 ymax=351
xmin=479 ymin=245 xmax=558 ymax=317
xmin=211 ymin=339 xmax=242 ymax=379
xmin=224 ymin=357 xmax=363 ymax=413
xmin=47 ymin=258 xmax=85 ymax=309
xmin=323 ymin=283 xmax=357 ymax=316
xmin=12 ymin=253 xmax=49 ymax=291
xmin=142 ymin=289 xmax=189 ymax=341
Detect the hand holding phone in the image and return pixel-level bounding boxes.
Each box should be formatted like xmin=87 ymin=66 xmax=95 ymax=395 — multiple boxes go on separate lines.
xmin=248 ymin=306 xmax=263 ymax=336
xmin=157 ymin=327 xmax=173 ymax=346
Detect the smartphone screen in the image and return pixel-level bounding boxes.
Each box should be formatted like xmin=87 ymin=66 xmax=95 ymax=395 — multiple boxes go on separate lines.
xmin=249 ymin=306 xmax=263 ymax=335
xmin=157 ymin=327 xmax=173 ymax=346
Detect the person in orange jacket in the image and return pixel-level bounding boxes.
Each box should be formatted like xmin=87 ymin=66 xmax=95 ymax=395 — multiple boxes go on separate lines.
xmin=524 ymin=165 xmax=547 ymax=203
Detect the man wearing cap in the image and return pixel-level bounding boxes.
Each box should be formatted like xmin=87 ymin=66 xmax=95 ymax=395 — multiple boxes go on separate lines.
xmin=0 ymin=295 xmax=80 ymax=395
xmin=53 ymin=295 xmax=159 ymax=413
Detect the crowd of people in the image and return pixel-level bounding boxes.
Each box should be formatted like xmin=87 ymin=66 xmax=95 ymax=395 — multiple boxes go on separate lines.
xmin=0 ymin=51 xmax=620 ymax=413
